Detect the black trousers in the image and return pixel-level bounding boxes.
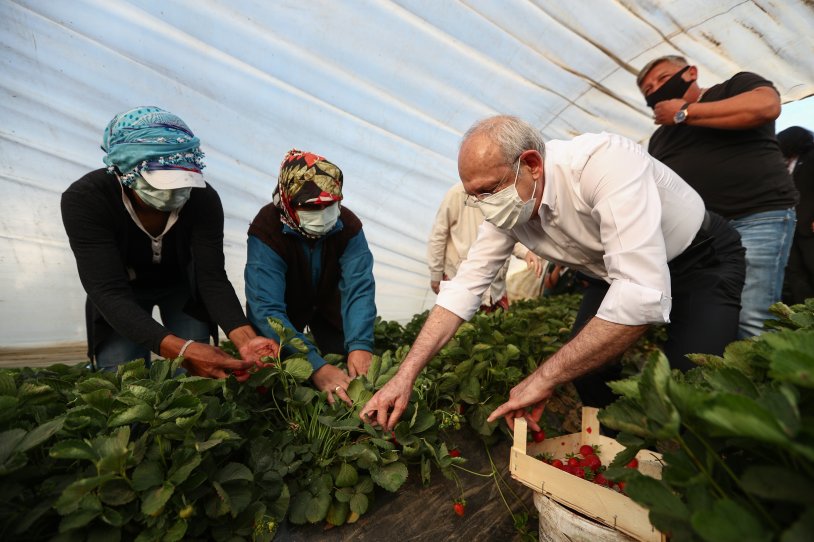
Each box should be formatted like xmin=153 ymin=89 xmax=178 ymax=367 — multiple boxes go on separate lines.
xmin=571 ymin=212 xmax=746 ymax=408
xmin=783 ymin=234 xmax=814 ymax=305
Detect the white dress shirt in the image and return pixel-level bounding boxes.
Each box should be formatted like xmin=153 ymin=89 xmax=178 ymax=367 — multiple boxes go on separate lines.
xmin=437 ymin=132 xmax=705 ymax=326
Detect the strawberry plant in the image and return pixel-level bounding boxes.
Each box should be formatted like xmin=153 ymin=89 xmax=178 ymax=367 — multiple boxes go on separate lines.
xmin=598 ymin=300 xmax=814 ymax=542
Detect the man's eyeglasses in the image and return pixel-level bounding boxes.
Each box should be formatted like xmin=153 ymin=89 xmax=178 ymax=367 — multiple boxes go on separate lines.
xmin=464 ymin=157 xmax=521 ymax=207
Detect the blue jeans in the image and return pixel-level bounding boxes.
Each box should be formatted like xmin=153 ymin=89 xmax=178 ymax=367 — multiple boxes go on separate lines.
xmin=94 ymin=284 xmax=210 ymax=371
xmin=730 ymin=208 xmax=796 ymax=338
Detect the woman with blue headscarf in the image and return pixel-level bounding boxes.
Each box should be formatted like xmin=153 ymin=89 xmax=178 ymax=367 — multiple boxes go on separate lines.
xmin=61 ymin=106 xmax=278 ymax=377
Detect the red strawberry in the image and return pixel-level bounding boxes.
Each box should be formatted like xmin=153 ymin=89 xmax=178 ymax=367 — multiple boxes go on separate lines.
xmin=449 ymin=448 xmax=461 ymax=458
xmin=532 ymin=430 xmax=546 ymax=443
xmin=567 ymin=457 xmax=580 ymax=468
xmin=626 ymin=458 xmax=639 ymax=469
xmin=594 ymin=473 xmax=609 ymax=487
xmin=579 ymin=445 xmax=595 ymax=457
xmin=551 ymin=459 xmax=564 ymax=469
xmin=582 ymin=454 xmax=602 ymax=472
xmin=453 ymin=502 xmax=465 ymax=517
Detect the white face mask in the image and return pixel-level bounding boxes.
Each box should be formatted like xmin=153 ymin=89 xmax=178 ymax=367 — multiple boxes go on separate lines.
xmin=298 ymin=203 xmax=340 ymax=236
xmin=131 ymin=175 xmax=192 ymax=212
xmin=478 ymin=160 xmax=537 ymax=229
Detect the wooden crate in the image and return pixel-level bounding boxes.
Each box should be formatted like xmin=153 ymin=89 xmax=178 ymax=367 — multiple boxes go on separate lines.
xmin=509 ymin=407 xmax=665 ymax=542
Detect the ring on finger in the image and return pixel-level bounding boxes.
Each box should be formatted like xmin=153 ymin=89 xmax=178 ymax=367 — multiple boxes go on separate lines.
xmin=334 ymin=385 xmax=342 ymax=393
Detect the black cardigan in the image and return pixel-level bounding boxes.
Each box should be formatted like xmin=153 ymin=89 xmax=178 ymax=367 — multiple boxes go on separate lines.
xmin=61 ymin=169 xmax=249 ymax=356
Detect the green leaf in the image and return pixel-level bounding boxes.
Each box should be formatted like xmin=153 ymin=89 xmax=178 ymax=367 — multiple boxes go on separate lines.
xmin=174 ymin=376 xmax=223 ymax=396
xmin=141 ymin=482 xmax=174 ymax=516
xmin=639 ymin=353 xmax=681 ymax=439
xmin=76 ymin=377 xmax=118 ymax=394
xmin=366 ymin=355 xmax=382 ymax=385
xmin=765 ymin=331 xmax=814 ymax=388
xmin=410 ymin=409 xmax=436 ymax=433
xmin=598 ymin=398 xmax=652 ymax=438
xmin=781 ymin=508 xmax=814 ymax=542
xmin=59 ymin=509 xmax=100 ymax=533
xmin=0 ymin=395 xmax=18 ymax=423
xmin=108 ymin=403 xmax=154 ymax=427
xmin=167 ymin=450 xmax=201 ymax=485
xmin=696 ymin=394 xmax=791 ymax=445
xmin=370 ymin=462 xmax=408 ymax=492
xmin=625 ymin=475 xmax=689 ymax=522
xmin=131 ymin=460 xmax=164 ymax=491
xmin=55 ymin=475 xmax=114 ymax=515
xmin=0 ymin=372 xmax=16 ymax=396
xmin=82 ymin=389 xmax=116 ymax=413
xmin=741 ymin=465 xmax=812 ymax=504
xmin=326 ymin=500 xmax=349 ymax=526
xmin=17 ymin=416 xmax=65 ymax=452
xmin=334 ymin=463 xmax=358 ymax=488
xmin=350 ymin=492 xmax=369 ymax=515
xmin=667 ymin=378 xmax=710 ymax=417
xmin=266 ymin=317 xmax=290 ymax=341
xmin=690 ymin=498 xmax=772 ymax=542
xmin=99 ymin=478 xmax=136 ymax=506
xmin=305 ymin=492 xmax=331 ymax=523
xmin=216 ymin=462 xmax=254 ymax=483
xmin=284 ymin=357 xmax=313 ymax=382
xmin=163 ymin=519 xmax=187 ymax=542
xmin=607 ymin=376 xmax=641 ymax=399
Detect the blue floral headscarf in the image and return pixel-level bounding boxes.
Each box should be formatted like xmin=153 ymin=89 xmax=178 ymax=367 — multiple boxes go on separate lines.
xmin=101 ymin=106 xmax=205 ymax=187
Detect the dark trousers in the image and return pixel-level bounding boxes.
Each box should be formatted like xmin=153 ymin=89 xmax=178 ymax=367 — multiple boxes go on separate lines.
xmin=572 ymin=212 xmax=746 ymax=408
xmin=783 ymin=234 xmax=814 ymax=305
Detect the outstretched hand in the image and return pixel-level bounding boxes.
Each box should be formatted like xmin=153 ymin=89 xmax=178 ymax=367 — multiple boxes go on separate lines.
xmin=487 ymin=371 xmax=554 ymax=431
xmin=359 ymin=373 xmax=414 ymax=431
xmin=311 ymin=364 xmax=353 ymax=407
xmin=347 ymin=350 xmax=372 ymax=378
xmin=238 ymin=336 xmax=280 ymax=365
xmin=182 ymin=342 xmax=254 ymax=381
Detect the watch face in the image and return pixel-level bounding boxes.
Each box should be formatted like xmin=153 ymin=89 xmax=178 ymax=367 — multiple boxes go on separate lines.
xmin=674 ymin=110 xmax=687 ymax=124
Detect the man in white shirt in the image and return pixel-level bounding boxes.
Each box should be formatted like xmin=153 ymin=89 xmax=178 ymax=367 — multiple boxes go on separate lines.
xmin=361 ymin=115 xmax=745 ymax=431
xmin=427 ymin=183 xmax=543 ymax=311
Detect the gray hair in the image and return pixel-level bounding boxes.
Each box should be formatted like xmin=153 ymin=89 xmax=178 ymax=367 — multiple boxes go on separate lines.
xmin=636 ymin=55 xmax=688 ymax=88
xmin=461 ymin=115 xmax=546 ymax=164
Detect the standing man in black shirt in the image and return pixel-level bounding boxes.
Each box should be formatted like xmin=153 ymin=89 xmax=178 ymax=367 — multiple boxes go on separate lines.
xmin=62 ymin=106 xmax=279 ymax=376
xmin=637 ymin=56 xmax=798 ymax=338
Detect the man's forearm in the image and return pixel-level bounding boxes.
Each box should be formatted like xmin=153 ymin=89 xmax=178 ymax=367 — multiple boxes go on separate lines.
xmin=398 ymin=305 xmax=464 ymax=381
xmin=537 ymin=317 xmax=649 ymax=387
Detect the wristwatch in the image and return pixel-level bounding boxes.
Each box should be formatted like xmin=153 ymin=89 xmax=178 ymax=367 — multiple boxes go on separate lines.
xmin=674 ymin=102 xmax=690 ymax=124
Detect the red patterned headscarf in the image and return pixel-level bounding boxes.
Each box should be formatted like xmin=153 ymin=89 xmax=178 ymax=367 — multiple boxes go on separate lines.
xmin=272 ymin=149 xmax=343 ymax=236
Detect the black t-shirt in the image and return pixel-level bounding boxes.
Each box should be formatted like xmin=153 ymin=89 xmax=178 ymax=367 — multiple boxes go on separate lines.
xmin=648 ymin=72 xmax=798 ymax=219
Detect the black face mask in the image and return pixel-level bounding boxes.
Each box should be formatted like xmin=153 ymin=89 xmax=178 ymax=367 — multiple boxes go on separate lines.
xmin=645 ymin=66 xmax=692 ymax=108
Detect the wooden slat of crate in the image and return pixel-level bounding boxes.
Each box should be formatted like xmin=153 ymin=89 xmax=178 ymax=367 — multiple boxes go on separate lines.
xmin=509 ymin=411 xmax=664 ymax=542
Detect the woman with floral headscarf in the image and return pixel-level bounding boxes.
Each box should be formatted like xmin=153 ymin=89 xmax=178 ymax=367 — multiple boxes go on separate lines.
xmin=61 ymin=106 xmax=278 ymax=377
xmin=245 ymin=149 xmax=376 ymax=405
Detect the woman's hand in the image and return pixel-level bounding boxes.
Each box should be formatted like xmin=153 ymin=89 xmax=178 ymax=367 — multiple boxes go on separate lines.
xmin=311 ymin=364 xmax=352 ymax=407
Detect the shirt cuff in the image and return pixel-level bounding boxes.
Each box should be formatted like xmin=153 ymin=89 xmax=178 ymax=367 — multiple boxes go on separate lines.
xmin=346 ymin=340 xmax=373 ymax=353
xmin=435 ymin=280 xmax=483 ymax=321
xmin=596 ymin=279 xmax=672 ymax=325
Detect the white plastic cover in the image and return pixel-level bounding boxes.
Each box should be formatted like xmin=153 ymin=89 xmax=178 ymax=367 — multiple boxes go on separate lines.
xmin=1 ymin=0 xmax=812 ymax=347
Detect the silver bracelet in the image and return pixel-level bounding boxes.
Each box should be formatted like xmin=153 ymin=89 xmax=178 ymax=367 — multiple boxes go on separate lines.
xmin=178 ymin=339 xmax=196 ymax=359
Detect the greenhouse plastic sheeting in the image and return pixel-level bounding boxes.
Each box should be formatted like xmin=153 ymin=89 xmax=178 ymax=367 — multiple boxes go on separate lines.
xmin=1 ymin=0 xmax=812 ymax=347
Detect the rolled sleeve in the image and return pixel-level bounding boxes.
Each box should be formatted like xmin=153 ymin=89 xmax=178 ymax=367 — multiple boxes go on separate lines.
xmin=597 ymin=279 xmax=671 ymax=325
xmin=435 ymin=221 xmax=515 ymax=320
